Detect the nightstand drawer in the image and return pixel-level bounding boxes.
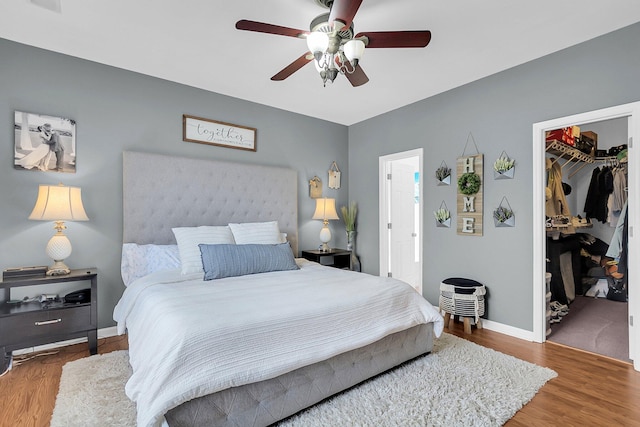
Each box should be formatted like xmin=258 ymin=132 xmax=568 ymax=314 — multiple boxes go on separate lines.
xmin=0 ymin=305 xmax=91 ymax=342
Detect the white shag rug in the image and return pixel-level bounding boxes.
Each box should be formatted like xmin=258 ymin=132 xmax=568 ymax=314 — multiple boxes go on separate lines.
xmin=51 ymin=333 xmax=556 ymax=427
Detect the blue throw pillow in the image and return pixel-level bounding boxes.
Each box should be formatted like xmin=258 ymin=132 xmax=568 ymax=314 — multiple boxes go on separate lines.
xmin=199 ymin=242 xmax=299 ymax=280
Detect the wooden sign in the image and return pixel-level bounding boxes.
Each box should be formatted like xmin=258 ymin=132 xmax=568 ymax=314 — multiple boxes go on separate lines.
xmin=456 ymin=154 xmax=483 ymax=236
xmin=183 ymin=114 xmax=256 ymax=152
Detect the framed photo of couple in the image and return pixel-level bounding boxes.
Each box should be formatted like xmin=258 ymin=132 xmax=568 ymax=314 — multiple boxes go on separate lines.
xmin=14 ymin=110 xmax=77 ymax=173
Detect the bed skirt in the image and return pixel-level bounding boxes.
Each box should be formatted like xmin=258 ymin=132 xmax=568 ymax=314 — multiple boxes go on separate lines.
xmin=165 ymin=323 xmax=435 ymax=427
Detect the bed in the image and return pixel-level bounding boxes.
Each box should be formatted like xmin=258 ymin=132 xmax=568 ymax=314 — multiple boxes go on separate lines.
xmin=115 ymin=151 xmax=444 ymax=427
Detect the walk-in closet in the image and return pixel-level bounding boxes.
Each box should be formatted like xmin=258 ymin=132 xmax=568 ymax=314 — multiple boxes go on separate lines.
xmin=545 ymin=117 xmax=630 ymax=362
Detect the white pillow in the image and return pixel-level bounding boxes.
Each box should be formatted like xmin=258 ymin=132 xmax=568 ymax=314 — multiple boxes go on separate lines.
xmin=228 ymin=221 xmax=282 ymax=245
xmin=121 ymin=243 xmax=181 ymax=286
xmin=172 ymin=226 xmax=235 ymax=275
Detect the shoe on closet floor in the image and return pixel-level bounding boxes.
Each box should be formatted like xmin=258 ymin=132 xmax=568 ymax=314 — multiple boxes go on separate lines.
xmin=550 ymin=301 xmax=569 ymax=316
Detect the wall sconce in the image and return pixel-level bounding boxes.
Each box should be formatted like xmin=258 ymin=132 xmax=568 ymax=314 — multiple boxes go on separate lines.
xmin=28 ymin=184 xmax=89 ymax=275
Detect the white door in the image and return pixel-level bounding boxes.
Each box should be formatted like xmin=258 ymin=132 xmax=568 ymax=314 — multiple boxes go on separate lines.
xmin=379 ymin=150 xmax=423 ymax=293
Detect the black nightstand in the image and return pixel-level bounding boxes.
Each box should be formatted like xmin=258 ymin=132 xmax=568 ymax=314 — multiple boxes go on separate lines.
xmin=301 ymin=249 xmax=351 ymax=269
xmin=0 ymin=268 xmax=98 ymax=374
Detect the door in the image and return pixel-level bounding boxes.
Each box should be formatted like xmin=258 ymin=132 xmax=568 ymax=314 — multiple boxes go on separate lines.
xmin=379 ymin=149 xmax=423 ymax=293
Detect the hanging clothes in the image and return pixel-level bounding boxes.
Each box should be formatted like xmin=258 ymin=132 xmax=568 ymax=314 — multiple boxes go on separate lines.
xmin=545 ymin=158 xmax=571 ymax=217
xmin=606 ymin=167 xmax=627 ymax=227
xmin=583 ymin=167 xmax=600 ymax=219
xmin=584 ymin=166 xmax=613 ymax=223
xmin=596 ymin=166 xmax=614 ymax=223
xmin=611 ymin=166 xmax=628 ymax=213
xmin=606 ymin=200 xmax=628 ymax=261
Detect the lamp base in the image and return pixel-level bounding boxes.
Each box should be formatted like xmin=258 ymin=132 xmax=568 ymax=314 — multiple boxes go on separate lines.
xmin=47 ymin=260 xmax=70 ymax=276
xmin=45 ymin=230 xmax=72 ymax=276
xmin=319 ymin=224 xmax=332 ymax=253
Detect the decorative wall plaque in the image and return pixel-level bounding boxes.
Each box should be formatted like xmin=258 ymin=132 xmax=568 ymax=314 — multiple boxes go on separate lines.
xmin=456 ymin=153 xmax=484 ymax=236
xmin=309 ymin=176 xmax=322 ymax=198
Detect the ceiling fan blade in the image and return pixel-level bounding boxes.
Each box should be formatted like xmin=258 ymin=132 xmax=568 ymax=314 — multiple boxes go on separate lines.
xmin=356 ymin=31 xmax=432 ymax=48
xmin=236 ymin=20 xmax=308 ymax=38
xmin=345 ymin=64 xmax=369 ymax=87
xmin=271 ymin=53 xmax=313 ymax=81
xmin=328 ymin=0 xmax=363 ymax=28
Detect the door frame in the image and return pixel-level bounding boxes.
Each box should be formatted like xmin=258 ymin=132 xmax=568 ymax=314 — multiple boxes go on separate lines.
xmin=532 ymin=102 xmax=640 ymax=370
xmin=379 ymin=148 xmax=424 ymax=292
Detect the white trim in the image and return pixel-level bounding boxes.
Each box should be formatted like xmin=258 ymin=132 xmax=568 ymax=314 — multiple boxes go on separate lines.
xmin=533 ymin=102 xmax=640 ymax=371
xmin=13 ymin=326 xmax=121 ymax=356
xmin=481 ymin=319 xmax=535 ymax=342
xmin=440 ymin=316 xmax=535 ymax=342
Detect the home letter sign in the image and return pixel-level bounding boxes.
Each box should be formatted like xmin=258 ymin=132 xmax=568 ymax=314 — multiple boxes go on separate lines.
xmin=457 ymin=154 xmax=483 ymax=236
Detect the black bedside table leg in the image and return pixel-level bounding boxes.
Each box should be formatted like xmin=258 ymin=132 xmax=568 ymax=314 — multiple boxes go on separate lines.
xmin=88 ymin=330 xmax=98 ymax=355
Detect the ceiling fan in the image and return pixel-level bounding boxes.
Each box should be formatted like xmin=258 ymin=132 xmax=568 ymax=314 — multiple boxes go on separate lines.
xmin=236 ymin=0 xmax=431 ymax=87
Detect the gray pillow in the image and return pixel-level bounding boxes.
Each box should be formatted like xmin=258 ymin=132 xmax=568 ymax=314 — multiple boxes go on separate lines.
xmin=199 ymin=243 xmax=299 ymax=280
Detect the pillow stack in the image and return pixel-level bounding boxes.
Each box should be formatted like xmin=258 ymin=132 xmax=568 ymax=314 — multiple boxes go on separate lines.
xmin=171 ymin=221 xmax=297 ymax=280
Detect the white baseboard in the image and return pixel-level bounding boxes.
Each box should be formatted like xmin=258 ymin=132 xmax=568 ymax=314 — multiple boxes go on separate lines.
xmin=481 ymin=319 xmax=535 ymax=342
xmin=440 ymin=310 xmax=535 ymax=342
xmin=13 ymin=326 xmax=121 ymax=356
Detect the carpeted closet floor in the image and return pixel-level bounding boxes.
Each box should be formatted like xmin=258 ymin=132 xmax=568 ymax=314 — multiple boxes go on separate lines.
xmin=547 ymin=295 xmax=630 ymax=362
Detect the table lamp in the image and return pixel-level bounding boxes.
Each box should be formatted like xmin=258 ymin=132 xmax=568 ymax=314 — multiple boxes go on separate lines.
xmin=312 ymin=197 xmax=339 ymax=252
xmin=28 ymin=184 xmax=89 ymax=275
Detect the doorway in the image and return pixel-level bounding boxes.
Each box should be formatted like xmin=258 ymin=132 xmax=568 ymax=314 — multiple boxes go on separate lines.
xmin=379 ymin=149 xmax=423 ymax=293
xmin=532 ymin=102 xmax=640 ymax=371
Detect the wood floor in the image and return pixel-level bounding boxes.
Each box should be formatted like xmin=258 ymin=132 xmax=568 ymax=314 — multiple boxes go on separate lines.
xmin=1 ymin=323 xmax=639 ymax=427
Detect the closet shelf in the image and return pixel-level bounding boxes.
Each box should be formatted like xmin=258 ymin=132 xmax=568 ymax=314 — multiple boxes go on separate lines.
xmin=546 ymin=140 xmax=594 ymax=164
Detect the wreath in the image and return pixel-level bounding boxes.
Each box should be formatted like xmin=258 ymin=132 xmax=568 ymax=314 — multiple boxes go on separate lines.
xmin=458 ymin=172 xmax=481 ymax=195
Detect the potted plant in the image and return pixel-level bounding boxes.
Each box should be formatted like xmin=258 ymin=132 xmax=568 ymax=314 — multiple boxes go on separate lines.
xmin=434 ymin=207 xmax=451 ymax=228
xmin=435 ymin=165 xmax=451 ymax=185
xmin=493 ymin=205 xmax=515 ymax=227
xmin=493 ymin=154 xmax=515 ymax=179
xmin=341 ymin=201 xmax=357 ymax=238
xmin=340 ymin=201 xmax=361 ymax=271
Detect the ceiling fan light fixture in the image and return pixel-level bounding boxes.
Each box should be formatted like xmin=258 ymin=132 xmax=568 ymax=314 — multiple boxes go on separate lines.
xmin=235 ymin=1 xmax=430 ymax=87
xmin=306 ymin=31 xmax=329 ymax=56
xmin=344 ymin=39 xmax=365 ymax=64
xmin=327 ymin=68 xmax=339 ymax=83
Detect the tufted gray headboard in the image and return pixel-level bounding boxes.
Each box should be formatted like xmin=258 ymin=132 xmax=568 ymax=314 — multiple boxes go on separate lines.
xmin=123 ymin=151 xmax=298 ymax=255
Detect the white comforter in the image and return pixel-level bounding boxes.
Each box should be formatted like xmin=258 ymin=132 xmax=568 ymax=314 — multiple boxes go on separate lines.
xmin=113 ymin=259 xmax=443 ymax=427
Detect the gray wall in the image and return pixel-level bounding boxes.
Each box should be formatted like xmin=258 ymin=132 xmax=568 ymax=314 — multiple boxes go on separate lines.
xmin=2 ymin=21 xmax=639 ymax=335
xmin=349 ymin=22 xmax=640 ymax=331
xmin=0 ymin=38 xmax=349 ymax=328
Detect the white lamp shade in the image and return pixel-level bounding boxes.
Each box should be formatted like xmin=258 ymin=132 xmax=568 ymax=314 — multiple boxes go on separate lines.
xmin=29 ymin=184 xmax=89 ymax=221
xmin=344 ymin=39 xmax=365 ymax=63
xmin=312 ymin=198 xmax=339 ymax=221
xmin=306 ymin=31 xmax=329 ymax=54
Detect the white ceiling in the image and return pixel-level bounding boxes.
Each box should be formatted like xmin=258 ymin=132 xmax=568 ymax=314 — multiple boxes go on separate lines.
xmin=2 ymin=0 xmax=640 ymax=125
